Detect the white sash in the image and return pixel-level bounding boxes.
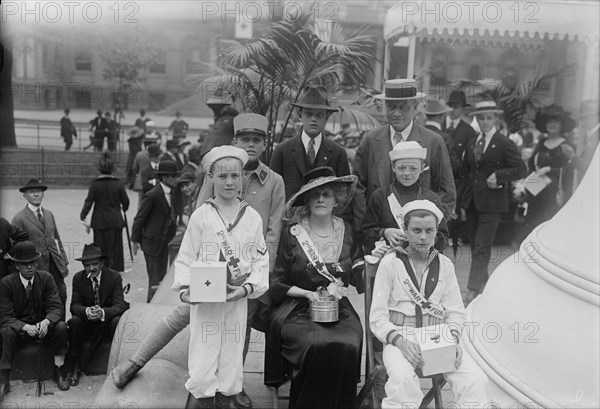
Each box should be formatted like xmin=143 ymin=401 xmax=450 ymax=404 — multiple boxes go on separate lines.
xmin=290 ymin=224 xmax=336 ymax=283
xmin=215 ymin=226 xmax=246 ymax=285
xmin=397 ymin=260 xmax=445 ymax=320
xmin=387 ymin=193 xmax=406 ymax=235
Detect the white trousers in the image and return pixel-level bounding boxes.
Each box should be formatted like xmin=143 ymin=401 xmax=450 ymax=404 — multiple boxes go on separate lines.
xmin=382 ymin=341 xmax=491 ymax=408
xmin=186 ymin=298 xmax=247 ymax=398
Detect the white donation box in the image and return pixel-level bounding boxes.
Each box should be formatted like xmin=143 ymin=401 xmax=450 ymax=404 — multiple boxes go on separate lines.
xmin=190 ymin=261 xmax=227 ymax=302
xmin=411 ymin=324 xmax=458 ymax=376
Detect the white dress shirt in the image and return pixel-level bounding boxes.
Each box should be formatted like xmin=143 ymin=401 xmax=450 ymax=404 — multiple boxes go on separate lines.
xmin=389 ymin=120 xmax=414 ymax=147
xmin=476 ymin=127 xmax=497 ymax=152
xmin=301 ymin=131 xmax=322 ymax=155
xmin=160 ymin=182 xmax=172 ymax=207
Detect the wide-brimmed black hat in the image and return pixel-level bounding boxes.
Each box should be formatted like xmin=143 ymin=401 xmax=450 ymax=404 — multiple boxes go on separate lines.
xmin=76 ymin=243 xmax=107 ymax=262
xmin=447 ymin=90 xmax=471 ymax=108
xmin=19 ymin=179 xmax=48 ymax=193
xmin=155 ymin=160 xmax=180 ymax=176
xmin=291 ymin=85 xmax=338 ymax=112
xmin=286 ymin=166 xmax=357 ymax=209
xmin=535 ymin=104 xmax=576 ymax=134
xmin=5 ymin=241 xmax=41 ymax=263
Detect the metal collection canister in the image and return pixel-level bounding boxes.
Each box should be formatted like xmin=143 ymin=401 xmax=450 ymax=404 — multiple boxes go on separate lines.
xmin=309 ymin=293 xmax=339 ymax=322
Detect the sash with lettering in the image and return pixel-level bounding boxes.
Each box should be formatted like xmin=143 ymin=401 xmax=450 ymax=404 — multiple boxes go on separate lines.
xmin=290 ymin=224 xmax=337 ymax=285
xmin=386 ymin=184 xmax=424 ymax=234
xmin=207 ymin=200 xmax=250 ymax=286
xmin=395 ymin=248 xmax=444 ymax=327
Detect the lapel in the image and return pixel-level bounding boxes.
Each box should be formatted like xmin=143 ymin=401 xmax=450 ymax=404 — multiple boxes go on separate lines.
xmin=24 ymin=206 xmax=45 ymax=232
xmin=481 ymin=132 xmax=502 ymax=163
xmin=314 ymin=137 xmax=333 ymax=168
xmin=155 ymin=184 xmax=171 ymax=216
xmin=289 ymin=135 xmax=307 ymax=176
xmin=375 ymin=127 xmax=393 ymax=188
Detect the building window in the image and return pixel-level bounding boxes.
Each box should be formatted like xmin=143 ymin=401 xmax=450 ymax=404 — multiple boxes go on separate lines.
xmin=150 ymin=51 xmax=166 ymax=74
xmin=75 ymin=51 xmax=92 ymax=71
xmin=14 ymin=37 xmax=36 ymax=79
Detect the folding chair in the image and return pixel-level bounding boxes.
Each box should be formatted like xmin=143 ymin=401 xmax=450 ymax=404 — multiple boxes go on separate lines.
xmin=357 ymin=257 xmax=446 ymax=409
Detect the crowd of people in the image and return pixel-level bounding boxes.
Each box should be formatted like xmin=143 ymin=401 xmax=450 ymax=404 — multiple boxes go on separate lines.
xmin=1 ymin=78 xmax=598 ymax=408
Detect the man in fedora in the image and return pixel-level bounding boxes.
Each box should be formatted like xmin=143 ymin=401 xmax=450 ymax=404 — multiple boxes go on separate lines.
xmin=132 ymin=160 xmax=181 ymax=302
xmin=161 ymin=139 xmax=190 ymax=171
xmin=270 ymin=85 xmax=351 ymax=200
xmin=12 ymin=179 xmax=69 ymax=309
xmin=461 ymin=101 xmax=526 ymax=304
xmin=354 ymin=79 xmax=456 ymax=230
xmin=66 ymin=243 xmax=128 ymax=386
xmin=0 ymin=241 xmax=70 ymax=398
xmin=562 ymin=100 xmax=599 ymax=186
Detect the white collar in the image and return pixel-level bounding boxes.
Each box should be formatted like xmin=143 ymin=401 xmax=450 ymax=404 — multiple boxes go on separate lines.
xmin=301 ymin=131 xmax=322 ymax=153
xmin=27 ymin=203 xmax=41 ymax=213
xmin=20 ymin=274 xmax=34 ymax=288
xmin=425 ymin=120 xmax=441 ymax=131
xmin=160 ymin=182 xmax=172 ymax=194
xmin=390 ymin=120 xmax=414 ymax=143
xmin=88 ymin=271 xmax=102 ymax=284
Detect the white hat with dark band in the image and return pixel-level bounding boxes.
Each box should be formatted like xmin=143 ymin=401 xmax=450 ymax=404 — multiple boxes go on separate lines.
xmin=469 ymin=101 xmax=504 ymax=116
xmin=374 ymin=79 xmax=426 ymax=101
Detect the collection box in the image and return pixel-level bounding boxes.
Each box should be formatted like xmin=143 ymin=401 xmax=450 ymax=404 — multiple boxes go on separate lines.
xmin=409 ymin=324 xmax=458 ymax=376
xmin=189 ymin=261 xmax=227 ymax=303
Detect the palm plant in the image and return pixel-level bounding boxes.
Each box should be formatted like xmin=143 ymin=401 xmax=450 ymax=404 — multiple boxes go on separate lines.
xmin=186 ymin=13 xmax=379 ymax=162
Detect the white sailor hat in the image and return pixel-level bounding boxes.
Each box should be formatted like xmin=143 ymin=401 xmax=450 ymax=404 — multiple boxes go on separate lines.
xmin=389 ymin=141 xmax=427 ymax=162
xmin=402 ymin=199 xmax=444 ymax=225
xmin=202 ymin=146 xmax=249 ymax=173
xmin=234 ymin=113 xmax=268 ymax=137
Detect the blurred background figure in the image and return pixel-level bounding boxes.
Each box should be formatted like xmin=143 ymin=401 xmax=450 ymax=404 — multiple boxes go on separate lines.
xmin=104 ymin=112 xmax=118 ymax=152
xmin=168 ymin=111 xmax=189 ymax=139
xmin=60 ymin=109 xmax=77 ymax=151
xmin=0 ymin=217 xmax=28 ymax=280
xmin=89 ymin=110 xmax=107 ymax=152
xmin=200 ymin=106 xmax=239 ymax=157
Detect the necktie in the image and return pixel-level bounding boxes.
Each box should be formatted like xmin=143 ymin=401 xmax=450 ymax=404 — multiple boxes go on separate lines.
xmin=447 ymin=121 xmax=455 ymax=135
xmin=26 ymin=280 xmax=32 ymax=299
xmin=393 ymin=131 xmax=403 ymax=147
xmin=474 ymin=135 xmax=485 ymax=162
xmin=307 ymin=138 xmax=316 ymax=166
xmin=92 ymin=277 xmax=100 ymax=306
xmin=36 ymin=208 xmax=44 ymax=225
xmin=169 ymin=192 xmax=177 ymax=224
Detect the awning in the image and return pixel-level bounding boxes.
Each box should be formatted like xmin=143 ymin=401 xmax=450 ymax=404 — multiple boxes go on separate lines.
xmin=384 ymin=0 xmax=600 ymax=47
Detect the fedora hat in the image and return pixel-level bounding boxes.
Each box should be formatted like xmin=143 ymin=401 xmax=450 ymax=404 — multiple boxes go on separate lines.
xmin=469 ymin=101 xmax=504 ymax=116
xmin=286 ymin=166 xmax=357 ymax=209
xmin=291 ymin=85 xmax=338 ymax=112
xmin=177 ymin=172 xmax=196 ymax=184
xmin=534 ymin=104 xmax=576 ymax=134
xmin=155 ymin=160 xmax=180 ymax=176
xmin=166 ymin=139 xmax=191 ymax=150
xmin=75 ymin=243 xmax=107 ymax=262
xmin=423 ymin=99 xmax=452 ymax=115
xmin=578 ymin=100 xmax=599 ymax=118
xmin=374 ymin=79 xmax=426 ymax=101
xmin=447 ymin=90 xmax=471 ymax=108
xmin=5 ymin=241 xmax=41 ymax=263
xmin=19 ymin=179 xmax=48 ymax=193
xmin=234 ymin=113 xmax=268 ymax=137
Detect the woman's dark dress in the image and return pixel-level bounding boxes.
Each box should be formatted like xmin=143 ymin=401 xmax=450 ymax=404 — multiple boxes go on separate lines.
xmin=526 ymin=138 xmax=573 ymax=230
xmin=265 ymin=217 xmax=363 ymax=409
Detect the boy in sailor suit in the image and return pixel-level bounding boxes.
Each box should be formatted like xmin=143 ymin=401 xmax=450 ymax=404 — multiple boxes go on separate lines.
xmin=172 ymin=146 xmax=269 ymax=408
xmin=370 ymin=200 xmax=490 ymax=408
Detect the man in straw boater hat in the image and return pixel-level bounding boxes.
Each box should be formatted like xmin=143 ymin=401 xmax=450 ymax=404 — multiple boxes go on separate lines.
xmin=460 ymin=100 xmax=526 ymax=305
xmin=270 ymin=84 xmax=351 ymax=201
xmin=562 ymin=100 xmax=600 ymax=186
xmin=354 ymin=79 xmax=456 ymax=233
xmin=369 ymin=200 xmax=491 ymax=408
xmin=65 ymin=243 xmax=128 ymax=387
xmin=0 ymin=241 xmax=70 ymax=398
xmin=12 ymin=179 xmax=69 ymax=309
xmin=132 ymin=160 xmax=182 ymax=303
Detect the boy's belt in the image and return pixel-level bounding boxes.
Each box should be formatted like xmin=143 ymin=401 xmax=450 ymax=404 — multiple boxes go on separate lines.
xmin=389 ymin=310 xmax=441 ymax=327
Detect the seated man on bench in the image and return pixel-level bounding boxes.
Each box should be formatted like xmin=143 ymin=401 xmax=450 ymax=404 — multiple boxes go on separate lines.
xmin=0 ymin=241 xmax=70 ymax=400
xmin=370 ymin=200 xmax=491 ymax=408
xmin=66 ymin=243 xmax=129 ymax=386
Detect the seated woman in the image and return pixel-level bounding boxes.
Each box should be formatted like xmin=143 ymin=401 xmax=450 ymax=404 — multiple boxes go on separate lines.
xmin=264 ymin=167 xmax=364 ymax=409
xmin=370 ymin=200 xmax=490 ymax=408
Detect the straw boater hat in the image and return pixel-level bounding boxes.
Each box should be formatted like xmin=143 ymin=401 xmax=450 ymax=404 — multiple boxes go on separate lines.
xmin=286 ymin=167 xmax=357 ymax=210
xmin=19 ymin=179 xmax=48 ymax=193
xmin=423 ymin=99 xmax=452 ymax=115
xmin=291 ymin=85 xmax=338 ymax=112
xmin=75 ymin=243 xmax=107 ymax=262
xmin=534 ymin=104 xmax=577 ymax=134
xmin=469 ymin=101 xmax=504 ymax=116
xmin=402 ymin=199 xmax=444 ymax=226
xmin=201 ymin=146 xmax=249 ymax=173
xmin=374 ymin=79 xmax=426 ymax=101
xmin=389 ymin=141 xmax=427 ymax=162
xmin=234 ymin=113 xmax=268 ymax=137
xmin=5 ymin=241 xmax=41 ymax=263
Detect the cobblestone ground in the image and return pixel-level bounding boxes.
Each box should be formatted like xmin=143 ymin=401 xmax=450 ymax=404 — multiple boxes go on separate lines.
xmin=0 ymin=188 xmax=516 ymax=408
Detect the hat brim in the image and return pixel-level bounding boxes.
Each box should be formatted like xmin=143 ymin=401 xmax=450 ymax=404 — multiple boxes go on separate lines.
xmin=424 ymin=108 xmax=452 ymax=115
xmin=75 ymin=254 xmax=108 ymax=262
xmin=5 ymin=251 xmax=42 ymax=263
xmin=469 ymin=108 xmax=504 ymax=116
xmin=291 ymin=102 xmax=339 ymax=112
xmin=287 ymin=175 xmax=358 ymax=209
xmin=19 ymin=185 xmax=48 ymax=193
xmin=374 ymin=92 xmax=426 ymax=101
xmin=155 ymin=170 xmax=181 ymax=176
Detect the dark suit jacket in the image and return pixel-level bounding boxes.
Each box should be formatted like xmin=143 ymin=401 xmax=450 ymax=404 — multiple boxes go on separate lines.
xmin=0 ymin=270 xmax=64 ymax=331
xmin=131 ymin=184 xmax=179 ymax=256
xmin=442 ymin=119 xmax=477 ymax=162
xmin=12 ymin=207 xmax=69 ymax=277
xmin=353 ymin=123 xmax=456 ymax=228
xmin=160 ymin=152 xmax=186 ymax=171
xmin=90 ymin=117 xmax=107 ymax=132
xmin=0 ymin=217 xmax=29 ymax=280
xmin=270 ymin=134 xmax=351 ymax=200
xmin=60 ymin=117 xmax=76 ymax=137
xmin=70 ymin=267 xmax=128 ymax=323
xmin=425 ymin=123 xmax=460 ymax=178
xmin=460 ymin=131 xmax=527 ymax=213
xmin=80 ymin=176 xmax=130 ymax=229
xmin=140 ymin=165 xmax=158 ymax=193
